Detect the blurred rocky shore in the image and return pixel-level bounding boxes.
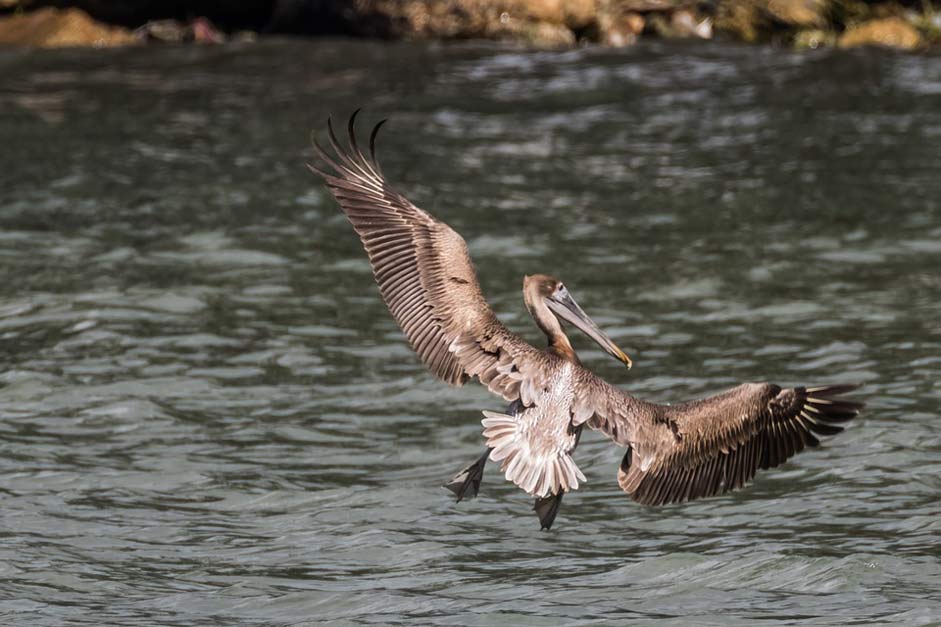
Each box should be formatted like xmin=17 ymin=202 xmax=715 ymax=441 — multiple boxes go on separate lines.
xmin=0 ymin=0 xmax=938 ymax=50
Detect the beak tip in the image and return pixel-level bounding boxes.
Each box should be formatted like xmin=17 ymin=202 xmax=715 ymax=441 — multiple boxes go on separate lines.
xmin=620 ymin=352 xmax=633 ymax=370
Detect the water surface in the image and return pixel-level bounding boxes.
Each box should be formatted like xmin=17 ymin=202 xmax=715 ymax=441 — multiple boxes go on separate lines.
xmin=0 ymin=39 xmax=939 ymax=625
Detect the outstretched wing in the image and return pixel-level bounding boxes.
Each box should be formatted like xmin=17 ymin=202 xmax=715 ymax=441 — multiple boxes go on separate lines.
xmin=576 ymin=380 xmax=862 ymax=506
xmin=309 ymin=111 xmax=546 ymax=401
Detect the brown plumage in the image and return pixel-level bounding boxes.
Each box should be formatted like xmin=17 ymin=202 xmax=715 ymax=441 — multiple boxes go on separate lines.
xmin=309 ymin=111 xmax=863 ymax=527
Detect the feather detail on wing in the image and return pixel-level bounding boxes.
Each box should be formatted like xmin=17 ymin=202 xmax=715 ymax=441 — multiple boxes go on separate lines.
xmin=579 ymin=380 xmax=863 ymax=506
xmin=308 ymin=111 xmax=544 ymax=401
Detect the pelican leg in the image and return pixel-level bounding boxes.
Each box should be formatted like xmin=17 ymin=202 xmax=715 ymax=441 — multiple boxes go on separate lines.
xmin=444 ymin=447 xmax=491 ymax=502
xmin=533 ymin=423 xmax=583 ymax=530
xmin=445 ymin=400 xmax=525 ymax=502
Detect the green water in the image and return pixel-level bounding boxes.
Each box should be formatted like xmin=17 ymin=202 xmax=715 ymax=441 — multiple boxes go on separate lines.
xmin=0 ymin=39 xmax=939 ymax=625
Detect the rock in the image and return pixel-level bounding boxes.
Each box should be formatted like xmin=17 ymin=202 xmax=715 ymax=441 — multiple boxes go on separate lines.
xmin=615 ymin=0 xmax=689 ymax=11
xmin=714 ymin=0 xmax=766 ymax=43
xmin=474 ymin=0 xmax=598 ymax=28
xmin=793 ymin=27 xmax=836 ymax=48
xmin=527 ymin=19 xmax=578 ymax=45
xmin=137 ymin=17 xmax=226 ymax=43
xmin=599 ymin=11 xmax=645 ymax=46
xmin=766 ymin=0 xmax=827 ymax=27
xmin=345 ymin=1 xmax=585 ymax=45
xmin=192 ymin=17 xmax=226 ymax=43
xmin=838 ymin=16 xmax=922 ymax=49
xmin=39 ymin=0 xmax=273 ymax=34
xmin=137 ymin=19 xmax=190 ymax=43
xmin=354 ymin=1 xmax=477 ymax=39
xmin=0 ymin=7 xmax=137 ymax=47
xmin=560 ymin=0 xmax=597 ymax=29
xmin=649 ymin=9 xmax=713 ymax=38
xmin=670 ymin=9 xmax=713 ymax=38
xmin=511 ymin=0 xmax=564 ymax=24
xmin=488 ymin=12 xmax=577 ymax=46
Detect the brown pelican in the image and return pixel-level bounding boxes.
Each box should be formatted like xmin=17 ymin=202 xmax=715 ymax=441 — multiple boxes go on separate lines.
xmin=309 ymin=111 xmax=863 ymax=530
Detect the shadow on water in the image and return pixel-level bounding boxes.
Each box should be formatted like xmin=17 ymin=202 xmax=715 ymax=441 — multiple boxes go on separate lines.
xmin=0 ymin=39 xmax=939 ymax=625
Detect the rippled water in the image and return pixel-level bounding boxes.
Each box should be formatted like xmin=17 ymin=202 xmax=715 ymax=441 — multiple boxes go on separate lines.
xmin=1 ymin=39 xmax=940 ymax=625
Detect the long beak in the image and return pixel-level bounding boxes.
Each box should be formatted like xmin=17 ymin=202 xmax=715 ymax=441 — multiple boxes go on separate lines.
xmin=546 ymin=291 xmax=633 ymax=369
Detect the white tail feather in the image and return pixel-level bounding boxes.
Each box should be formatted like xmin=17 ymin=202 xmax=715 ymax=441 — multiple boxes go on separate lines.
xmin=481 ymin=410 xmax=585 ymax=497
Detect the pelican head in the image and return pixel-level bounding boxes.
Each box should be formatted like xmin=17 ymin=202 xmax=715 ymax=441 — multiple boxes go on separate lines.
xmin=524 ymin=274 xmax=632 ymax=369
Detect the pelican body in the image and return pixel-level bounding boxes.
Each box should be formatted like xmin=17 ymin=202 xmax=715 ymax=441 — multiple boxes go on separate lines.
xmin=309 ymin=112 xmax=863 ymax=530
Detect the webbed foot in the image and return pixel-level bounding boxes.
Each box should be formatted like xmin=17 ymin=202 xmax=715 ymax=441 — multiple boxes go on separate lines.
xmin=444 ymin=448 xmax=491 ymax=502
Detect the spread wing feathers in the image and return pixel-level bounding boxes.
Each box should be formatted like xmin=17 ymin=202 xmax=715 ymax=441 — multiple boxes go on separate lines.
xmin=583 ymin=381 xmax=862 ymax=506
xmin=308 ymin=111 xmax=544 ymax=399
